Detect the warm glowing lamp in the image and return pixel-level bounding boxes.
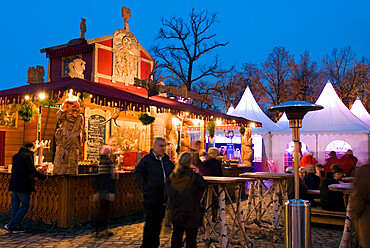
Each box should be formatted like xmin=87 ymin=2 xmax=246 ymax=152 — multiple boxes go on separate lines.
xmin=24 ymin=95 xmax=30 ymax=101
xmin=38 ymin=93 xmax=46 ymax=100
xmin=215 ymin=118 xmax=222 ymax=126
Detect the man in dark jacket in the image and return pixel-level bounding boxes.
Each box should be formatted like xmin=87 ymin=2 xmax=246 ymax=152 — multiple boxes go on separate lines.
xmin=134 ymin=137 xmax=175 ymax=248
xmin=5 ymin=143 xmax=47 ymax=233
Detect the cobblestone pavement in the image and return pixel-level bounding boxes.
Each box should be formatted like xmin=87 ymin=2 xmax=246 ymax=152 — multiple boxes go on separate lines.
xmin=0 ymin=209 xmax=343 ymax=248
xmin=0 ymin=181 xmax=343 ymax=247
xmin=0 ymin=220 xmax=342 ymax=248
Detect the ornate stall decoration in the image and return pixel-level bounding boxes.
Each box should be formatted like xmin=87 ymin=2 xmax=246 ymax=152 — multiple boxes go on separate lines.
xmin=68 ymin=58 xmax=86 ymax=79
xmin=0 ymin=103 xmax=17 ymax=128
xmin=27 ymin=65 xmax=44 ymax=84
xmin=53 ymin=90 xmax=84 ymax=174
xmin=112 ymin=7 xmax=140 ymax=85
xmin=241 ymin=126 xmax=253 ymax=166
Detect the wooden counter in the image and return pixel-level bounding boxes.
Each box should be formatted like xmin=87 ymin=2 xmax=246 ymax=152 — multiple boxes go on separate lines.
xmin=0 ymin=172 xmax=142 ymax=228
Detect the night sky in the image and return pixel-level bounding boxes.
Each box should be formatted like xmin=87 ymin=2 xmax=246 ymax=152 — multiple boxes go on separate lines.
xmin=0 ymin=0 xmax=369 ymax=90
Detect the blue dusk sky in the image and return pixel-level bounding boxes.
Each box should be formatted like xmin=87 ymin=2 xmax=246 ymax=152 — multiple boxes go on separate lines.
xmin=0 ymin=0 xmax=369 ymax=91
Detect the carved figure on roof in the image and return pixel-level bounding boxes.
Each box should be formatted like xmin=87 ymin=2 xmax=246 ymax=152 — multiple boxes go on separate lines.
xmin=112 ymin=29 xmax=139 ymax=85
xmin=53 ymin=91 xmax=84 ymax=174
xmin=80 ymin=18 xmax=86 ymax=39
xmin=27 ymin=66 xmax=44 ymax=84
xmin=68 ymin=58 xmax=86 ymax=79
xmin=121 ymin=6 xmax=131 ymax=31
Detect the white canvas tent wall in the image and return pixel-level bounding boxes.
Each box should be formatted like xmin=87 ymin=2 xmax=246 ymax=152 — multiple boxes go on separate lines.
xmin=229 ymin=86 xmax=282 ymax=170
xmin=350 ymin=97 xmax=370 ymax=127
xmin=271 ymin=82 xmax=370 ymax=172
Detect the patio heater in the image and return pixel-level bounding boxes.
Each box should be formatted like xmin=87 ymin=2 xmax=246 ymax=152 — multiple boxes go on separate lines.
xmin=269 ymin=101 xmax=323 ymax=248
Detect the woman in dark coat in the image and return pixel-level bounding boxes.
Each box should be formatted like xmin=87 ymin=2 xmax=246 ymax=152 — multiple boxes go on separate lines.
xmin=320 ymin=169 xmax=345 ymax=212
xmin=166 ymin=152 xmax=207 ymax=248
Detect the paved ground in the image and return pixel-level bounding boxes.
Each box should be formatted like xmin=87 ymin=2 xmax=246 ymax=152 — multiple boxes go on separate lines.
xmin=0 ymin=181 xmax=344 ymax=247
xmin=0 ymin=211 xmax=343 ymax=248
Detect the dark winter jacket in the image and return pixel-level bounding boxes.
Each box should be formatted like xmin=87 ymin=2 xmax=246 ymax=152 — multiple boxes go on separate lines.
xmin=203 ymin=158 xmax=223 ymax=176
xmin=9 ymin=147 xmax=47 ymax=193
xmin=166 ymin=167 xmax=207 ymax=227
xmin=307 ymin=173 xmax=321 ymax=190
xmin=320 ymin=172 xmax=345 ymax=212
xmin=134 ymin=149 xmax=175 ymax=205
xmin=286 ymin=172 xmax=308 ymax=199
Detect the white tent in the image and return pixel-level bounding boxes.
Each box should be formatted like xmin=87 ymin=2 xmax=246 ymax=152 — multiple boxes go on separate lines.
xmin=350 ymin=97 xmax=370 ymax=127
xmin=276 ymin=112 xmax=289 ymax=129
xmin=229 ymin=86 xmax=282 ymax=171
xmin=230 ymin=86 xmax=281 ymax=133
xmin=271 ymin=82 xmax=370 ymax=172
xmin=226 ymin=104 xmax=235 ymax=115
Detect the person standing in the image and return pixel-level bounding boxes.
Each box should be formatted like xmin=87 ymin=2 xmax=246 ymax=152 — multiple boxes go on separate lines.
xmin=339 ymin=149 xmax=358 ymax=176
xmin=94 ymin=136 xmax=118 ymax=237
xmin=4 ymin=142 xmax=47 ymax=233
xmin=135 ymin=137 xmax=175 ymax=248
xmin=166 ymin=152 xmax=207 ymax=248
xmin=351 ymin=164 xmax=370 ymax=248
xmin=299 ymin=151 xmax=318 ymax=168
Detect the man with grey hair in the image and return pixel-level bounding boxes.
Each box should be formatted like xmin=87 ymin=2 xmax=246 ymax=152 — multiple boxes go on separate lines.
xmin=135 ymin=137 xmax=174 ymax=248
xmin=339 ymin=149 xmax=358 ymax=176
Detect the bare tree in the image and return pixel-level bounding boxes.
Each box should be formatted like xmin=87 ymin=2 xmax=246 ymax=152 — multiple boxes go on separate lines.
xmin=344 ymin=57 xmax=370 ymax=109
xmin=205 ymin=71 xmax=248 ymax=111
xmin=322 ymin=46 xmax=356 ymax=105
xmin=290 ymin=50 xmax=324 ymax=103
xmin=262 ymin=47 xmax=295 ymax=106
xmin=151 ymin=8 xmax=231 ymax=91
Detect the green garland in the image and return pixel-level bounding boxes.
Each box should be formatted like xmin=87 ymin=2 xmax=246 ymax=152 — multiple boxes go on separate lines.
xmin=206 ymin=121 xmax=215 ymax=138
xmin=138 ymin=113 xmax=155 ymax=125
xmin=17 ymin=101 xmax=39 ymax=122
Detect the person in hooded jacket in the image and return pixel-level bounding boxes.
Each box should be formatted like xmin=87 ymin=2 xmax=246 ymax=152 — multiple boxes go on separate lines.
xmin=4 ymin=143 xmax=47 ymax=233
xmin=135 ymin=137 xmax=175 ymax=248
xmin=166 ymin=152 xmax=207 ymax=248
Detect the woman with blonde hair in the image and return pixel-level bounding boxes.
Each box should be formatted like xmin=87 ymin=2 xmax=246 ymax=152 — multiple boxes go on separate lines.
xmin=166 ymin=152 xmax=207 ymax=248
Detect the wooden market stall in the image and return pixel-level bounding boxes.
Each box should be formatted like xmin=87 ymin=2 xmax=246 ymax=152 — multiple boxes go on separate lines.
xmin=0 ymin=7 xmax=259 ymax=228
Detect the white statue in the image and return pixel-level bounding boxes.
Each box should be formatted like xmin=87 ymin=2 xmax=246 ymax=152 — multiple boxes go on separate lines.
xmin=68 ymin=58 xmax=86 ymax=79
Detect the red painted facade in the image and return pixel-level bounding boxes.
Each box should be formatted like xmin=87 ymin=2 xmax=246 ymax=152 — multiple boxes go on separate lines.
xmin=43 ymin=30 xmax=153 ymax=97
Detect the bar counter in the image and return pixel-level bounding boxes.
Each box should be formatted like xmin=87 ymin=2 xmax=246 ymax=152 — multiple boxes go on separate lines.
xmin=0 ymin=171 xmax=142 ymax=228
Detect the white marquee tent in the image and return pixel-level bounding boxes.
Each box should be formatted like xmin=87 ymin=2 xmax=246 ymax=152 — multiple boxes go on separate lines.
xmin=229 ymin=86 xmax=282 ymax=170
xmin=271 ymin=82 xmax=370 ymax=172
xmin=350 ymin=97 xmax=370 ymax=127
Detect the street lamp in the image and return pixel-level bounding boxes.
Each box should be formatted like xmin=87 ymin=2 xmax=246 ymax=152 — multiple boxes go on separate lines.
xmin=269 ymin=100 xmax=323 ymax=248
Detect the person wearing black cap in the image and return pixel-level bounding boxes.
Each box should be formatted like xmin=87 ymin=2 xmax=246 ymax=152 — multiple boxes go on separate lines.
xmin=4 ymin=142 xmax=47 ymax=233
xmin=320 ymin=167 xmax=345 ymax=212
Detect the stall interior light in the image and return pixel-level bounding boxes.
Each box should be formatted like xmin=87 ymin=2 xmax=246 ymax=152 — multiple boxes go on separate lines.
xmin=38 ymin=92 xmax=46 ymax=100
xmin=250 ymin=122 xmax=256 ymax=128
xmin=24 ymin=95 xmax=30 ymax=101
xmin=191 ymin=118 xmax=200 ymax=126
xmin=216 ymin=118 xmax=222 ymax=126
xmin=172 ymin=117 xmax=181 ymax=126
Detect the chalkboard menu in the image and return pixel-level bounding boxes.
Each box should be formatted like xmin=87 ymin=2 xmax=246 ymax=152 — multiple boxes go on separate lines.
xmin=87 ymin=115 xmax=106 ymax=161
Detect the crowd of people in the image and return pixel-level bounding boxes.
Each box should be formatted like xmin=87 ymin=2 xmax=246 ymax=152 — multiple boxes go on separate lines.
xmin=3 ymin=139 xmax=369 ymax=247
xmin=286 ymin=149 xmax=358 ymax=212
